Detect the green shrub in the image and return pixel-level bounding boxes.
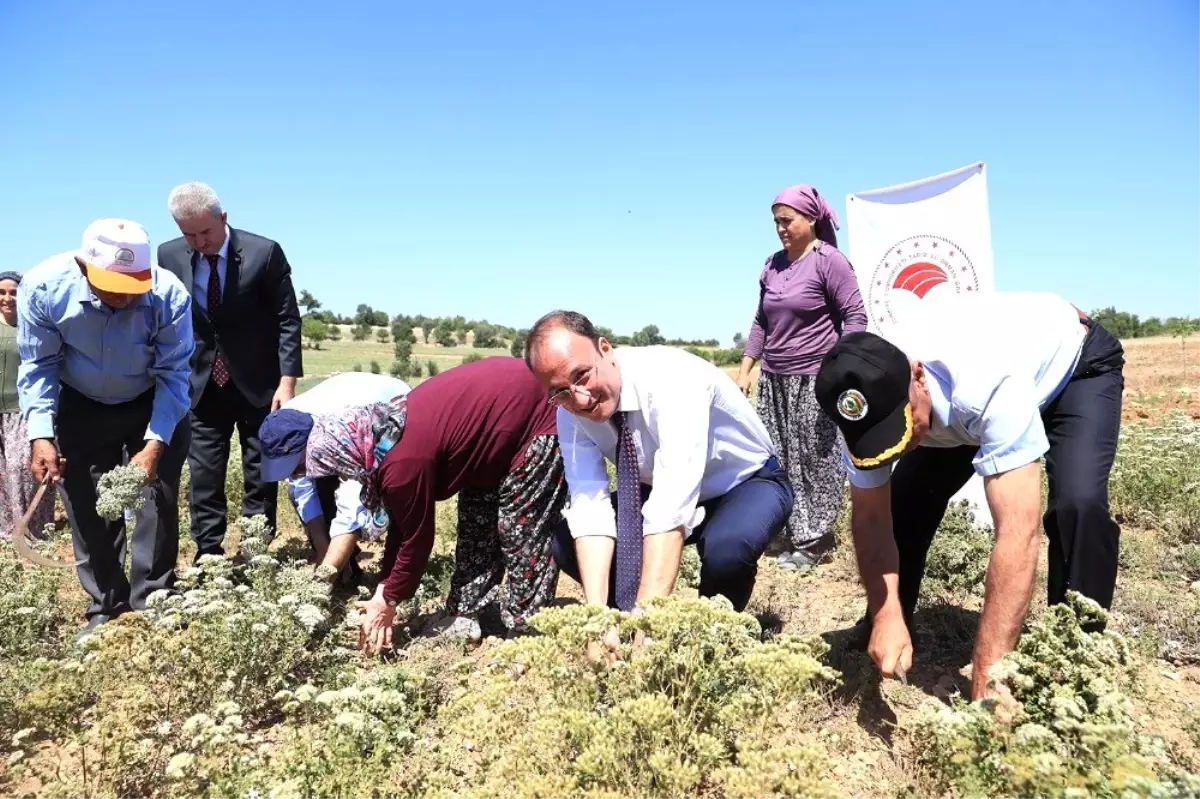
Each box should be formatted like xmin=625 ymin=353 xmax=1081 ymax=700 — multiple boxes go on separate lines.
xmin=907 ymin=592 xmax=1200 ymax=798
xmin=462 ymin=353 xmax=484 ymax=365
xmin=369 ymin=360 xmax=382 ymax=374
xmin=11 ymin=517 xmax=347 ymax=797
xmin=1111 ymin=415 xmax=1200 ymax=546
xmin=426 ymin=360 xmax=440 ymax=377
xmin=922 ymin=499 xmax=993 ymax=599
xmin=405 ymin=596 xmax=839 ymax=797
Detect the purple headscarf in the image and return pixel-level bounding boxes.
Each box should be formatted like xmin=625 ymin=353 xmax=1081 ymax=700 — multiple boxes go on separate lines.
xmin=772 ymin=185 xmax=840 ymax=248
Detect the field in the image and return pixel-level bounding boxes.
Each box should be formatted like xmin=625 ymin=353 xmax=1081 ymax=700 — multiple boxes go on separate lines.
xmin=2 ymin=335 xmax=1199 ymax=798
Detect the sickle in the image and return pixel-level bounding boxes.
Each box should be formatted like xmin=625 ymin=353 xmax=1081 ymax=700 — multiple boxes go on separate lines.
xmin=12 ymin=480 xmax=78 ymax=569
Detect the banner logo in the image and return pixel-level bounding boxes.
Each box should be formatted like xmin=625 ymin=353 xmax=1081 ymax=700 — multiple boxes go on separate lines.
xmin=867 ymin=234 xmax=980 ymax=328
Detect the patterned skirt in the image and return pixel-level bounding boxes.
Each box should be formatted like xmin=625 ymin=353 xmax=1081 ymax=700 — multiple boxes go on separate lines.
xmin=0 ymin=411 xmax=55 ymax=539
xmin=756 ymin=372 xmax=846 ymax=553
xmin=446 ymin=435 xmax=568 ymax=630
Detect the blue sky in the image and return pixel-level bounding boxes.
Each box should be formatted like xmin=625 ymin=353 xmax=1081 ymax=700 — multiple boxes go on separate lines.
xmin=1 ymin=0 xmax=1195 ymax=343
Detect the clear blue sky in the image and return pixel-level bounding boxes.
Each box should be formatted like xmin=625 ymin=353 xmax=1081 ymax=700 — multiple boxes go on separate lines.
xmin=1 ymin=0 xmax=1196 ymax=343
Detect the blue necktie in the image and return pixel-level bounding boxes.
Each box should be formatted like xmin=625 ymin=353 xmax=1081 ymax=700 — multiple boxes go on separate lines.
xmin=614 ymin=411 xmax=643 ymax=610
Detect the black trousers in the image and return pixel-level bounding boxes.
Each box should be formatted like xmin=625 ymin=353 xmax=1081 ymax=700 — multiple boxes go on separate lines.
xmin=552 ymin=457 xmax=794 ymax=611
xmin=893 ymin=320 xmax=1125 ymax=621
xmin=57 ymin=385 xmax=190 ymax=620
xmin=188 ymin=379 xmax=276 ymax=559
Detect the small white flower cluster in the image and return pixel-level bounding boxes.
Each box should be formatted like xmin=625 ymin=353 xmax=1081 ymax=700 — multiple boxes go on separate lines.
xmin=95 ymin=463 xmax=149 ymax=521
xmin=273 ymin=674 xmax=421 ymax=752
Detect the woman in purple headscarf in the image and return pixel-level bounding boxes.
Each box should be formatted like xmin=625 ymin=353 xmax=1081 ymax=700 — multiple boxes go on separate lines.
xmin=735 ymin=185 xmax=868 ymax=570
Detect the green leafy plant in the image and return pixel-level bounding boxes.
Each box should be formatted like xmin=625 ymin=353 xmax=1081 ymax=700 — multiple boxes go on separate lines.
xmin=922 ymin=499 xmax=993 ymax=598
xmin=907 ymin=592 xmax=1200 ymax=798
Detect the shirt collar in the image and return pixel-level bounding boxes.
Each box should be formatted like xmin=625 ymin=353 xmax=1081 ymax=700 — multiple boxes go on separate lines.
xmin=215 ymin=226 xmax=231 ymax=262
xmin=614 ymin=349 xmax=640 ymax=412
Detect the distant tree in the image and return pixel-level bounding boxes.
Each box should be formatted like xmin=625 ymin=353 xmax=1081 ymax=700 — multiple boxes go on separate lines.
xmin=352 ymin=363 xmax=362 ymax=372
xmin=1090 ymin=307 xmax=1141 ymax=339
xmin=511 ymin=328 xmax=529 ymax=358
xmin=473 ymin=323 xmax=500 ymax=349
xmin=426 ymin=359 xmax=440 ymax=377
xmin=376 ymin=328 xmax=390 ymax=344
xmin=389 ymin=360 xmax=407 ymax=377
xmin=596 ymin=326 xmax=615 ymax=342
xmin=394 ymin=339 xmax=413 ymax=363
xmin=354 ymin=304 xmax=373 ymax=326
xmin=351 ymin=323 xmax=371 ymax=342
xmin=301 ymin=317 xmax=329 ymax=349
xmin=372 ymin=310 xmax=389 ymax=327
xmin=369 ymin=360 xmax=381 ymax=374
xmin=703 ymin=338 xmax=720 ymax=348
xmin=298 ymin=289 xmax=322 ymax=315
xmin=462 ymin=353 xmax=484 ymax=365
xmin=732 ymin=332 xmax=745 ymax=350
xmin=410 ymin=361 xmax=425 ymax=379
xmin=392 ymin=321 xmax=416 ymax=345
xmin=327 ymin=325 xmax=341 ymax=342
xmin=434 ymin=323 xmax=456 ymax=347
xmin=631 ymin=325 xmax=665 ymax=347
xmin=1141 ymin=317 xmax=1165 ymax=338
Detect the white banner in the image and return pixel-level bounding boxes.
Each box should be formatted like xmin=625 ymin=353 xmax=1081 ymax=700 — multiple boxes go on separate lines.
xmin=845 ymin=162 xmax=996 ymax=527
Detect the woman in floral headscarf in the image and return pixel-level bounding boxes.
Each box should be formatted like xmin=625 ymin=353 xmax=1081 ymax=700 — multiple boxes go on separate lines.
xmin=1 ymin=270 xmax=54 ymax=539
xmin=735 ymin=185 xmax=868 ymax=570
xmin=260 ymin=356 xmax=568 ymax=654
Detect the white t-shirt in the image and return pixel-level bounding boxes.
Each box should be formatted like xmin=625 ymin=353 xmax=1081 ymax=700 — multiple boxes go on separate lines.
xmin=845 ymin=291 xmax=1087 ymax=489
xmin=285 ymin=372 xmax=411 ymax=535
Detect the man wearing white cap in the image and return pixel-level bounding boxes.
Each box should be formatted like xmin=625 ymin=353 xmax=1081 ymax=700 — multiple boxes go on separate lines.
xmin=16 ymin=219 xmax=194 ymax=634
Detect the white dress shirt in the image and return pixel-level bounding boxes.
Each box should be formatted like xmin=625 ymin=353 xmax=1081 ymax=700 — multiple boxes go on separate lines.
xmin=558 ymin=345 xmax=777 ymax=540
xmin=191 ymin=225 xmax=231 ymax=313
xmin=845 ymin=291 xmax=1087 ymax=489
xmin=284 ymin=372 xmax=412 ymax=537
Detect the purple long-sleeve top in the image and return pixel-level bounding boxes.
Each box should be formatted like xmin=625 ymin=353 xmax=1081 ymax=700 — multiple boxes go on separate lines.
xmin=744 ymin=243 xmax=868 ymax=376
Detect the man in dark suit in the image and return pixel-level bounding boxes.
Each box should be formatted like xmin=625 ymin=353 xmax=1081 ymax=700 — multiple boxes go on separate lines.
xmin=158 ymin=182 xmax=304 ymax=559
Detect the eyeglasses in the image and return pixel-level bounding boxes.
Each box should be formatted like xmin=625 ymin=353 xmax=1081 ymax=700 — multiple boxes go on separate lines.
xmin=547 ymin=364 xmax=598 ymax=407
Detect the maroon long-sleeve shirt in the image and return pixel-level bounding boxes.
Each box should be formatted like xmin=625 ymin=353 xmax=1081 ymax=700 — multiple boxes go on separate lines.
xmin=744 ymin=243 xmax=868 ymax=375
xmin=376 ymin=356 xmax=557 ymax=604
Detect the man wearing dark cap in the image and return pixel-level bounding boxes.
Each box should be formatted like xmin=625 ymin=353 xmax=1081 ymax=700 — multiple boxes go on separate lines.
xmin=814 ymin=291 xmax=1124 ymax=699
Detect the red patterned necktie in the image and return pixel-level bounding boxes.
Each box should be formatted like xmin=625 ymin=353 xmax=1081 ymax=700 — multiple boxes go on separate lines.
xmin=205 ymin=254 xmax=230 ymax=387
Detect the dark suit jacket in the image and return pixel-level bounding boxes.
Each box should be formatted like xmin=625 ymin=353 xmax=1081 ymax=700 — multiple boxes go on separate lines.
xmin=157 ymin=228 xmax=303 ymax=410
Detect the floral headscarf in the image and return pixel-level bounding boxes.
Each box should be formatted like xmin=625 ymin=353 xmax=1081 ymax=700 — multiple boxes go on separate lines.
xmin=305 ymin=396 xmax=407 ymax=513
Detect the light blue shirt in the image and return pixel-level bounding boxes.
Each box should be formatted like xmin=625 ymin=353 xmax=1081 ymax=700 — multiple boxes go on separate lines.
xmin=283 ymin=372 xmax=411 ymax=535
xmin=16 ymin=251 xmax=195 ymax=443
xmin=191 ymin=226 xmax=230 ymax=313
xmin=845 ymin=291 xmax=1087 ymax=489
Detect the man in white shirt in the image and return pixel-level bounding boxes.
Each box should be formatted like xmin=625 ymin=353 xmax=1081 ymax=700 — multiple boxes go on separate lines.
xmin=813 ymin=291 xmax=1125 ymax=700
xmin=525 ymin=310 xmax=794 ymax=620
xmin=259 ymin=371 xmax=411 ymax=583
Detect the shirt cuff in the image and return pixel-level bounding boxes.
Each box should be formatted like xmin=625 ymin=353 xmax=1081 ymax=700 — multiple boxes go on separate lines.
xmin=288 ymin=478 xmax=323 ymax=524
xmin=973 ymin=444 xmax=1048 ymax=477
xmin=26 ymin=412 xmax=55 ymax=441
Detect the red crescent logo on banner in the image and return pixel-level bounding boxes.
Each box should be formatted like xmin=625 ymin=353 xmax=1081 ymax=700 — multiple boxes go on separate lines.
xmin=892 ymin=262 xmax=948 ymax=298
xmin=867 ymin=235 xmax=980 ymax=328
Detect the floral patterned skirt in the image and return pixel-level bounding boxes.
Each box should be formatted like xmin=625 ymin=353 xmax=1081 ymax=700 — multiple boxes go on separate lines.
xmin=446 ymin=435 xmax=568 ymax=630
xmin=0 ymin=411 xmax=54 ymax=539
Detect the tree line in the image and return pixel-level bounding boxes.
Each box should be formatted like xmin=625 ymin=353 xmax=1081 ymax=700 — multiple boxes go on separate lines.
xmin=295 ymin=290 xmax=733 ymax=369
xmin=1087 ymin=307 xmax=1199 ymax=340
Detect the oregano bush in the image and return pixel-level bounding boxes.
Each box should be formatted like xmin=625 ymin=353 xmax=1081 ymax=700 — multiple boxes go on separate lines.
xmin=907 ymin=592 xmax=1200 ymax=798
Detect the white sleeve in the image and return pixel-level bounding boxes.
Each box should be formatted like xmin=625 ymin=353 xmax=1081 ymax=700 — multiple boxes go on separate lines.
xmin=558 ymin=407 xmax=617 ymax=540
xmin=962 ymin=376 xmax=1049 ymax=477
xmin=328 ymin=479 xmax=372 ymax=538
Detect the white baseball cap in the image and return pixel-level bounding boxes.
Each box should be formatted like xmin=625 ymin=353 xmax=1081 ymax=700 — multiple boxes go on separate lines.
xmin=78 ymin=218 xmax=153 ymax=294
